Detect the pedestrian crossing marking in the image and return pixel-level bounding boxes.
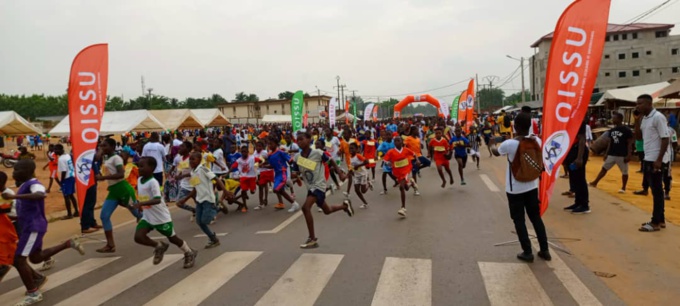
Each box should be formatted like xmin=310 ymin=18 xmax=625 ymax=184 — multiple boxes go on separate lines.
xmin=256 ymin=211 xmax=302 ymax=234
xmin=145 ymin=251 xmax=262 ymax=306
xmin=0 ymin=257 xmax=120 ymax=306
xmin=478 ymin=262 xmax=553 ymax=306
xmin=529 ymin=239 xmax=602 ymax=306
xmin=254 ymin=253 xmax=344 ymax=306
xmin=3 ymin=263 xmax=40 ymax=282
xmin=54 ymin=254 xmax=182 ymax=306
xmin=371 ymin=257 xmax=432 ymax=306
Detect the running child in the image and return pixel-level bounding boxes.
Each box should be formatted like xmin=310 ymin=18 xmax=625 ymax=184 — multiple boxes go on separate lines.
xmin=177 ymin=152 xmax=229 ymax=249
xmin=349 ymin=142 xmax=372 ymax=208
xmin=377 ymin=130 xmax=398 ymax=195
xmin=0 ymin=171 xmax=18 ymax=282
xmin=361 ymin=130 xmax=378 ymax=181
xmin=133 ymin=157 xmax=197 ymax=268
xmin=428 ymin=127 xmax=454 ymax=188
xmin=382 ymin=137 xmax=420 ymax=217
xmin=322 ymin=128 xmax=342 ymax=191
xmin=54 ymin=144 xmax=79 ymax=219
xmin=291 ymin=131 xmax=353 ymax=249
xmin=254 ymin=141 xmax=274 ymax=211
xmin=7 ymin=160 xmax=85 ymax=306
xmin=171 ymin=141 xmax=197 ymax=220
xmin=449 ymin=128 xmax=470 ymax=185
xmin=263 ymin=136 xmax=300 ymax=213
xmin=42 ymin=145 xmax=57 ymax=193
xmin=236 ymin=145 xmax=261 ymax=211
xmin=469 ymin=131 xmax=482 ymax=169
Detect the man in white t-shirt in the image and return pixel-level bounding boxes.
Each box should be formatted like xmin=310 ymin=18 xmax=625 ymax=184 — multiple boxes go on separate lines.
xmin=55 ymin=144 xmax=78 ymax=218
xmin=211 ymin=138 xmax=227 ymax=177
xmin=142 ymin=132 xmax=167 ymax=185
xmin=492 ymin=112 xmax=550 ymax=263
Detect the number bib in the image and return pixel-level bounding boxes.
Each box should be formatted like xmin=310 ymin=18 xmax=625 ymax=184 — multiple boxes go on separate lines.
xmin=434 ymin=146 xmax=446 ymax=152
xmin=297 ymin=156 xmax=317 ymax=171
xmin=394 ymin=159 xmax=409 ymax=168
xmin=368 ymin=159 xmax=376 ymax=164
xmin=367 ymin=141 xmax=375 ymax=146
xmin=190 ymin=176 xmax=200 ymax=187
xmin=325 ymin=141 xmax=332 ymax=148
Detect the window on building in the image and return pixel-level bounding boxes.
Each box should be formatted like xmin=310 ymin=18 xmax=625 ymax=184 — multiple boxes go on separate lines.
xmin=613 ymin=34 xmax=619 ymax=41
xmin=632 ymin=32 xmax=638 ymax=39
xmin=656 ymin=31 xmax=668 ymax=38
xmin=232 ymin=107 xmax=236 ymax=115
xmin=605 ymin=36 xmax=610 ymax=42
xmin=619 ymin=71 xmax=626 ymax=78
xmin=593 ymin=88 xmax=600 ymax=93
xmin=646 ymin=50 xmax=652 ymax=55
xmin=632 ymin=52 xmax=639 ymax=58
xmin=605 ymin=72 xmax=610 ymax=77
xmin=673 ymin=48 xmax=679 ymax=55
xmin=633 ymin=70 xmax=640 ymax=77
xmin=274 ymin=110 xmax=277 ymax=114
xmin=604 ymin=54 xmax=610 ymax=59
xmin=622 ymin=33 xmax=628 ymax=40
xmin=618 ymin=53 xmax=625 ymax=60
xmin=673 ymin=67 xmax=679 ymax=74
xmin=647 ymin=69 xmax=652 ymax=73
xmin=266 ymin=105 xmax=269 ymax=111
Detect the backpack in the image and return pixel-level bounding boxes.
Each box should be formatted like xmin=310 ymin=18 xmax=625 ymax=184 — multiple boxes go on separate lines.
xmin=509 ymin=136 xmax=544 ymax=186
xmin=503 ymin=115 xmax=511 ymax=128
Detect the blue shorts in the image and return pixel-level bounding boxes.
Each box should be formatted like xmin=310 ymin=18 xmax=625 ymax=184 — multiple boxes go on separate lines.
xmin=307 ymin=189 xmax=326 ymax=208
xmin=61 ymin=177 xmax=76 ymax=196
xmin=273 ymin=172 xmax=287 ymax=192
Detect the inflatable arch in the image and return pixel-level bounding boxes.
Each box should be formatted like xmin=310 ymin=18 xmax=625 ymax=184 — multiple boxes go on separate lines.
xmin=393 ymin=94 xmax=444 ymax=118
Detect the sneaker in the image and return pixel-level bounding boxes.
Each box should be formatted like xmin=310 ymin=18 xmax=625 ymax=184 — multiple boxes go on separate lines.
xmin=274 ymin=203 xmax=285 ymax=210
xmin=368 ymin=181 xmax=374 ymax=191
xmin=360 ymin=204 xmax=368 ymax=209
xmin=317 ymin=207 xmax=323 ymax=212
xmin=69 ymin=237 xmax=85 ymax=255
xmin=15 ymin=291 xmax=43 ymax=306
xmin=343 ymin=199 xmax=354 ymax=217
xmin=571 ymin=206 xmax=591 ymax=214
xmin=342 ymin=191 xmax=350 ymax=198
xmin=633 ymin=190 xmax=648 ymax=196
xmin=253 ymin=204 xmax=264 ymax=211
xmin=210 ymin=217 xmax=216 ymax=225
xmin=288 ymin=202 xmax=300 ymax=213
xmin=537 ymin=250 xmax=552 ymax=261
xmin=618 ymin=189 xmax=625 ymax=194
xmin=153 ymin=241 xmax=169 ymax=265
xmin=240 ymin=207 xmax=248 ymax=213
xmin=183 ymin=249 xmax=197 ymax=269
xmin=37 ymin=258 xmax=55 ymax=272
xmin=414 ymin=190 xmax=421 ymax=196
xmin=397 ymin=207 xmax=407 ymax=218
xmin=329 ymin=184 xmax=335 ymax=194
xmin=409 ymin=178 xmax=418 ymax=190
xmin=205 ymin=239 xmax=220 ymax=249
xmin=380 ymin=190 xmax=387 ymax=195
xmin=190 ymin=214 xmax=195 ymax=222
xmin=33 ymin=273 xmax=47 ymax=291
xmin=0 ymin=265 xmax=10 ymax=282
xmin=563 ymin=203 xmax=578 ymax=211
xmin=81 ymin=227 xmax=99 ymax=234
xmin=300 ymin=237 xmax=318 ymax=249
xmin=516 ymin=252 xmax=534 ymax=263
xmin=561 ymin=191 xmax=574 ymax=196
xmin=461 ymin=181 xmax=467 ymax=186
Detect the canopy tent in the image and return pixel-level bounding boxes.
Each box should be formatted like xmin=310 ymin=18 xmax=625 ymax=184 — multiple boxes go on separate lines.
xmin=190 ymin=109 xmax=230 ymax=126
xmin=149 ymin=109 xmax=203 ymax=130
xmin=0 ymin=111 xmax=43 ymax=135
xmin=659 ymin=78 xmax=680 ymax=100
xmin=261 ymin=115 xmax=291 ymax=123
xmin=596 ymin=81 xmax=670 ymax=106
xmin=493 ymin=106 xmax=513 ymax=115
xmin=336 ymin=113 xmax=356 ymax=120
xmin=506 ymin=100 xmax=543 ymax=112
xmin=49 ymin=110 xmax=166 ymax=136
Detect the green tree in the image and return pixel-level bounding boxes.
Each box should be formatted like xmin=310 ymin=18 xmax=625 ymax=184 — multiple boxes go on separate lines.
xmin=504 ymin=90 xmax=532 ymax=106
xmin=278 ymin=91 xmax=294 ymax=100
xmin=477 ymin=88 xmax=505 ymax=110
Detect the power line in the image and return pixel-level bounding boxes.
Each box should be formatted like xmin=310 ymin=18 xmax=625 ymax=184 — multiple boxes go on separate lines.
xmin=360 ymin=78 xmax=471 ymax=97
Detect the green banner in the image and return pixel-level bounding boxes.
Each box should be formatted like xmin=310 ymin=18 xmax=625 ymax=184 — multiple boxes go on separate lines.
xmin=451 ymin=95 xmax=460 ymax=121
xmin=291 ymin=90 xmax=304 ymax=133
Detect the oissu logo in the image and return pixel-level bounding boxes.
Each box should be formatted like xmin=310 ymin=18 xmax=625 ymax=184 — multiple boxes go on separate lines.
xmin=459 ymin=101 xmax=467 ymax=111
xmin=75 ymin=149 xmax=96 ymax=185
xmin=543 ymin=131 xmax=570 ymax=175
xmin=466 ymin=96 xmax=474 ymax=108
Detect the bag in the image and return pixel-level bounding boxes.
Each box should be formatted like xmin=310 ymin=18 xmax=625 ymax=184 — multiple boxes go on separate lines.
xmin=509 ymin=136 xmax=544 ymax=183
xmin=503 ymin=115 xmax=511 ymax=128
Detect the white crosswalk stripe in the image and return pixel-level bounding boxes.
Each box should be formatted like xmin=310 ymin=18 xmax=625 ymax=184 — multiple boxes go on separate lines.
xmin=0 ymin=257 xmax=120 ymax=306
xmin=254 ymin=253 xmax=344 ymax=306
xmin=54 ymin=254 xmax=182 ymax=306
xmin=479 ymin=262 xmax=553 ymax=306
xmin=144 ymin=251 xmax=262 ymax=306
xmin=371 ymin=257 xmax=432 ymax=306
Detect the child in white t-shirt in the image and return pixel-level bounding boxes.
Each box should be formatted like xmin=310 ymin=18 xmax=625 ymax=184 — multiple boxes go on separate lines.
xmin=133 ymin=157 xmax=196 ymax=268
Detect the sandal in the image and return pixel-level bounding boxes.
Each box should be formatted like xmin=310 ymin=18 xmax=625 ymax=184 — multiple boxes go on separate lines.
xmin=641 ymin=221 xmax=666 ymax=229
xmin=96 ymin=245 xmax=116 ymax=253
xmin=639 ymin=223 xmax=660 ymax=232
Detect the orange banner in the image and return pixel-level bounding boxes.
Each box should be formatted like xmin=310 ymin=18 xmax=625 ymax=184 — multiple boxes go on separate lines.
xmin=68 ymin=44 xmax=109 ymax=214
xmin=345 ymin=100 xmax=350 ymax=124
xmin=464 ymin=79 xmax=475 ymax=132
xmin=539 ymin=0 xmax=610 ymax=216
xmin=458 ymin=90 xmax=468 ymax=125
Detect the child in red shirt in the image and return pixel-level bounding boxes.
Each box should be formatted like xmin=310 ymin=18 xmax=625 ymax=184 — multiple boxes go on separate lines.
xmin=382 ymin=137 xmax=420 ymax=218
xmin=361 ymin=130 xmax=378 ymax=181
xmin=428 ymin=127 xmax=455 ymax=188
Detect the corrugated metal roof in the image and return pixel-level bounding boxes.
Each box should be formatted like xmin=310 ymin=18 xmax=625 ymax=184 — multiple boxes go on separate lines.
xmin=530 ymin=23 xmax=674 ymax=48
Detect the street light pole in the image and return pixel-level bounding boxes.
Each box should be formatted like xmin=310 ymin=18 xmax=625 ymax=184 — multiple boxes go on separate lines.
xmin=506 ymin=55 xmax=527 ymax=103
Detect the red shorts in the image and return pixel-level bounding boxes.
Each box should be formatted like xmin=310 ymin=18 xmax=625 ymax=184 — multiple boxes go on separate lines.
xmin=434 ymin=155 xmax=449 ymax=167
xmin=239 ymin=177 xmax=257 ymax=192
xmin=49 ymin=166 xmax=58 ymax=179
xmin=258 ymin=171 xmax=274 ymax=185
xmin=0 ymin=217 xmax=18 ymax=265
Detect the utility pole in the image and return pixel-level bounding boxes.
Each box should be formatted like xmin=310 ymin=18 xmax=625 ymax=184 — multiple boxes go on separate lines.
xmin=483 ymin=75 xmax=500 ymax=107
xmin=520 ymin=57 xmax=526 ymax=103
xmin=141 ymin=76 xmax=146 ymax=96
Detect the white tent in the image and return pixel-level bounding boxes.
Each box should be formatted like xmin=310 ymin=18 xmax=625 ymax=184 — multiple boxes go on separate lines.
xmin=0 ymin=111 xmax=43 ymax=135
xmin=49 ymin=110 xmax=166 ymax=136
xmin=493 ymin=106 xmax=513 ymax=115
xmin=261 ymin=115 xmax=291 ymax=123
xmin=190 ymin=109 xmax=230 ymax=126
xmin=336 ymin=113 xmax=356 ymax=120
xmin=149 ymin=109 xmax=204 ymax=130
xmin=596 ymin=81 xmax=670 ymax=105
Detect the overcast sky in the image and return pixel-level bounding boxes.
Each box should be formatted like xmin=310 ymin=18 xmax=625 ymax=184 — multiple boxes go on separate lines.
xmin=1 ymin=0 xmax=678 ymax=104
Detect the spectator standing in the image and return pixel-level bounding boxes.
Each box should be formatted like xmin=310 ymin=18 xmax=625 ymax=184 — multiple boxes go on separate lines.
xmin=142 ymin=132 xmax=166 ymax=185
xmin=563 ymin=118 xmax=590 ymax=214
xmin=589 ymin=112 xmax=633 ymax=193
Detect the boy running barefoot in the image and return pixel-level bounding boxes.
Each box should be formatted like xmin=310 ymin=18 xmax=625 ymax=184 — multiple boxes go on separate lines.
xmin=382 ymin=137 xmax=420 ymax=218
xmin=263 ymin=137 xmax=300 ymax=213
xmin=428 ymin=127 xmax=454 ymax=188
xmin=292 ymin=131 xmax=353 ymax=249
xmin=449 ymin=128 xmax=470 ymax=185
xmin=133 ymin=157 xmax=197 ymax=268
xmin=348 ymin=142 xmax=372 ymax=208
xmin=7 ymin=160 xmax=85 ymax=306
xmin=177 ymin=152 xmax=230 ymax=249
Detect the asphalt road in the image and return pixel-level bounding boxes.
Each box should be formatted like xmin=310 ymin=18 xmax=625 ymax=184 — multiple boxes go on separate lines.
xmin=0 ymin=154 xmax=624 ymax=306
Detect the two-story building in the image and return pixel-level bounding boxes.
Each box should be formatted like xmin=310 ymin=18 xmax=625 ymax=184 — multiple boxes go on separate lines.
xmin=217 ymin=95 xmax=332 ymax=124
xmin=530 ymin=23 xmax=680 ymax=101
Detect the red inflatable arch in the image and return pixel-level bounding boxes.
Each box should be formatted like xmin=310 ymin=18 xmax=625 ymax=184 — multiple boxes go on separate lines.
xmin=393 ymin=94 xmax=444 ymax=118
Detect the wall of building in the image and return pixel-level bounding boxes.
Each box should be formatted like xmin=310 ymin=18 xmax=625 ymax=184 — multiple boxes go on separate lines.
xmin=217 ymin=96 xmax=331 ymax=124
xmin=530 ymin=28 xmax=680 ymax=101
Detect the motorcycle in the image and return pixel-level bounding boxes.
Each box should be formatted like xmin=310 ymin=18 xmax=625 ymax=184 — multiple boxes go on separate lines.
xmin=0 ymin=150 xmax=19 ymax=168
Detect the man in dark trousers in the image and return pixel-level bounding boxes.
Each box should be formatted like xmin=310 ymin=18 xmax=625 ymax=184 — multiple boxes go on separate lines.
xmin=589 ymin=112 xmax=633 ymax=192
xmin=222 ymin=127 xmax=236 ymax=155
xmin=563 ymin=118 xmax=590 ymax=214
